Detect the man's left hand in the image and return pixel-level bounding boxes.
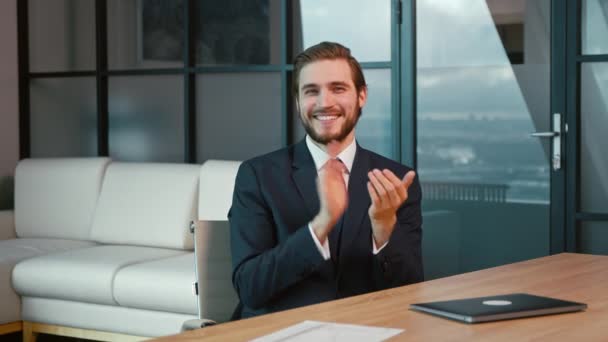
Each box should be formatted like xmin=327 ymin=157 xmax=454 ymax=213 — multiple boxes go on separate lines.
xmin=367 ymin=169 xmax=416 ymax=247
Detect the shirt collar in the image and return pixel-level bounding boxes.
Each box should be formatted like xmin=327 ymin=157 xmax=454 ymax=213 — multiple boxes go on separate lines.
xmin=305 ymin=135 xmax=357 ymax=174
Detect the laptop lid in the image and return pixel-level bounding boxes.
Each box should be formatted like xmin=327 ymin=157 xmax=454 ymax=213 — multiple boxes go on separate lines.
xmin=410 ymin=293 xmax=587 ymax=323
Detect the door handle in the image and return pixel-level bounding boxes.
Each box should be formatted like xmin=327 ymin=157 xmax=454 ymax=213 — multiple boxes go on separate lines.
xmin=530 ymin=113 xmax=562 ymax=171
xmin=530 ymin=132 xmax=559 ymax=138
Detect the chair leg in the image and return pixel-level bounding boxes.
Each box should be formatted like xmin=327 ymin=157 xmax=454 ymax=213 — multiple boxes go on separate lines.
xmin=22 ymin=322 xmax=38 ymax=342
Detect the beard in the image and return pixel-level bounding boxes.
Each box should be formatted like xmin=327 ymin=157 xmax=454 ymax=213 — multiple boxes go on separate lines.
xmin=301 ymin=106 xmax=362 ymax=145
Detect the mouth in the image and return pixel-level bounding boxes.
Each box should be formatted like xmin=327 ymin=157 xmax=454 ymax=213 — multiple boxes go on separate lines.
xmin=313 ymin=112 xmax=342 ymax=122
xmin=315 ymin=115 xmax=340 ymax=121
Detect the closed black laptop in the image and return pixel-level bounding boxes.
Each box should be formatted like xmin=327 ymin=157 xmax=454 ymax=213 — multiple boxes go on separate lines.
xmin=410 ymin=293 xmax=587 ymax=323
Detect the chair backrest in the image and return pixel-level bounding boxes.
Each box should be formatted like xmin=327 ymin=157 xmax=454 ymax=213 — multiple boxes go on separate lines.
xmin=90 ymin=162 xmax=200 ymax=250
xmin=194 ymin=159 xmax=241 ymax=321
xmin=198 ymin=160 xmax=242 ymax=221
xmin=15 ymin=158 xmax=111 ymax=240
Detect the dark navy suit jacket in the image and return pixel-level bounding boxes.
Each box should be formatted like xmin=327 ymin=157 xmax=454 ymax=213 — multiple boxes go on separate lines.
xmin=229 ymin=139 xmax=423 ymax=319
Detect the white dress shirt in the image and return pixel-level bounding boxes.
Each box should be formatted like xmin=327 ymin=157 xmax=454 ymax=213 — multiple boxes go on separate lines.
xmin=305 ymin=135 xmax=388 ymax=260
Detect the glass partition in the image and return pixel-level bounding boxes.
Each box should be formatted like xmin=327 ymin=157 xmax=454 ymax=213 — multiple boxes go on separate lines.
xmin=108 ymin=75 xmax=184 ymax=162
xmin=29 ymin=0 xmax=96 ymax=72
xmin=30 ymin=77 xmax=97 ymax=157
xmin=580 ymin=63 xmax=608 ymax=213
xmin=417 ymin=0 xmax=551 ymax=277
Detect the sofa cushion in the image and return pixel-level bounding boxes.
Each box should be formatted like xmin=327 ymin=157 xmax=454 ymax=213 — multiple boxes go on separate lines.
xmin=21 ymin=297 xmax=196 ymax=338
xmin=15 ymin=158 xmax=111 ymax=240
xmin=0 ymin=238 xmax=97 ymax=264
xmin=90 ymin=163 xmax=200 ymax=249
xmin=113 ymin=253 xmax=198 ymax=315
xmin=12 ymin=245 xmax=186 ymax=306
xmin=0 ymin=238 xmax=96 ymax=323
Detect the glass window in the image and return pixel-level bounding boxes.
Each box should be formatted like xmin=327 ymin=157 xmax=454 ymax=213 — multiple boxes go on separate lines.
xmin=417 ymin=0 xmax=551 ymax=204
xmin=578 ymin=222 xmax=608 ymax=255
xmin=29 ymin=0 xmax=96 ymax=72
xmin=291 ymin=99 xmax=306 ymax=144
xmin=293 ymin=0 xmax=391 ymax=62
xmin=195 ymin=0 xmax=281 ymax=65
xmin=582 ymin=0 xmax=608 ymax=55
xmin=417 ymin=0 xmax=551 ymax=276
xmin=356 ymin=69 xmax=393 ymax=159
xmin=581 ymin=63 xmax=608 ymax=213
xmin=30 ymin=78 xmax=97 ymax=157
xmin=107 ymin=0 xmax=185 ymax=69
xmin=196 ymin=73 xmax=282 ymax=162
xmin=108 ymin=75 xmax=184 ymax=162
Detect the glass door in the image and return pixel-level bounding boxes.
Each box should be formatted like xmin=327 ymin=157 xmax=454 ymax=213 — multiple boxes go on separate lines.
xmin=413 ymin=0 xmax=563 ymax=279
xmin=567 ymin=0 xmax=608 ymax=254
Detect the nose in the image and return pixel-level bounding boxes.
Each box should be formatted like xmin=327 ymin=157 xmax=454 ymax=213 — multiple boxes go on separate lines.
xmin=316 ymin=89 xmax=335 ymax=108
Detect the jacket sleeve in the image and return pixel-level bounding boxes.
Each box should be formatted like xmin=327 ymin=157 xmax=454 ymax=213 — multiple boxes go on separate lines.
xmin=371 ymin=173 xmax=423 ymax=289
xmin=229 ymin=161 xmax=326 ymax=310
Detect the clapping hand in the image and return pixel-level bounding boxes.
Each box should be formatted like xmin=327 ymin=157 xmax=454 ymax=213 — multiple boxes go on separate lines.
xmin=311 ymin=159 xmax=348 ymax=244
xmin=367 ymin=169 xmax=416 ymax=247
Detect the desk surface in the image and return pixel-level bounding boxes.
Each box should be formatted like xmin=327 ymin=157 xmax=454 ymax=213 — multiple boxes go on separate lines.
xmin=159 ymin=253 xmax=608 ymax=341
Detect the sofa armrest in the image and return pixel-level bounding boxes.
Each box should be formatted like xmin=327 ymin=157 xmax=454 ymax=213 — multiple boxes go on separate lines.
xmin=0 ymin=210 xmax=16 ymax=240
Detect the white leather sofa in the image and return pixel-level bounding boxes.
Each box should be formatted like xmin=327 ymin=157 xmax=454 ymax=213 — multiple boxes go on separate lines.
xmin=0 ymin=158 xmax=240 ymax=341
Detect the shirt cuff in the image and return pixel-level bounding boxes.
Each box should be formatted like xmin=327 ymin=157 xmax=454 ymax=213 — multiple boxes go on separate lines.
xmin=372 ymin=238 xmax=389 ymax=255
xmin=308 ymin=223 xmax=331 ymax=260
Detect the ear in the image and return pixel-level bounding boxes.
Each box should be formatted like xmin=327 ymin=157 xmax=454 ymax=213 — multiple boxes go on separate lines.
xmin=358 ymin=86 xmax=368 ymax=108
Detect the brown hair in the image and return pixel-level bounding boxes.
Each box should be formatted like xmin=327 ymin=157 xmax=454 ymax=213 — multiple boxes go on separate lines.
xmin=292 ymin=42 xmax=367 ymax=97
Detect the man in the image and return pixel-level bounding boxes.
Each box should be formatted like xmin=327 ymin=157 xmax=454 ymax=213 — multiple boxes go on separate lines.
xmin=229 ymin=42 xmax=423 ymax=319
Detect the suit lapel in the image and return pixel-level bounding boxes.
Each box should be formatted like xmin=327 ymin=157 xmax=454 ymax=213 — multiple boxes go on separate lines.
xmin=291 ymin=139 xmax=320 ymax=219
xmin=340 ymin=145 xmax=372 ymax=258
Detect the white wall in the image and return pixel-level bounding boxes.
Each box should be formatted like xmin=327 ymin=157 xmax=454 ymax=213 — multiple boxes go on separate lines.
xmin=0 ymin=0 xmax=19 ymax=177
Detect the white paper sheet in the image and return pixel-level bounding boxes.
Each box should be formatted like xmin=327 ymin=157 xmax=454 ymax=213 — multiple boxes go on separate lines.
xmin=251 ymin=320 xmax=404 ymax=342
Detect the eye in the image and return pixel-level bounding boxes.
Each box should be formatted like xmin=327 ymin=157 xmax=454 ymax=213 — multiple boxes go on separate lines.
xmin=304 ymin=89 xmax=318 ymax=95
xmin=333 ymin=86 xmax=346 ymax=93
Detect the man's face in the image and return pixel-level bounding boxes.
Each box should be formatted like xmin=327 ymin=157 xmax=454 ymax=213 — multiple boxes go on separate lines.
xmin=297 ymin=59 xmax=367 ymax=145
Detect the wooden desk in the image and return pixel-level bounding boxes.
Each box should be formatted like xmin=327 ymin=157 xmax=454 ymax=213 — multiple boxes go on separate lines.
xmin=158 ymin=253 xmax=608 ymax=341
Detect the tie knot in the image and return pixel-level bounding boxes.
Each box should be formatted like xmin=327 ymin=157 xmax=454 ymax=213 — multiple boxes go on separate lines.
xmin=325 ymin=158 xmax=348 ymax=175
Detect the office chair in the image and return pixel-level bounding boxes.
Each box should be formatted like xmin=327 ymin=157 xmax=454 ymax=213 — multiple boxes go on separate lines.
xmin=182 ymin=160 xmax=242 ymax=331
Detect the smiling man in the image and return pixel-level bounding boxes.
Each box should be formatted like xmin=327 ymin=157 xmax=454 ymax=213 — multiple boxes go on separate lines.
xmin=229 ymin=42 xmax=423 ymax=319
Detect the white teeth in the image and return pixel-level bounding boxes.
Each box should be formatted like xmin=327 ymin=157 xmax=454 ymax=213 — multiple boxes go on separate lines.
xmin=316 ymin=116 xmax=338 ymax=121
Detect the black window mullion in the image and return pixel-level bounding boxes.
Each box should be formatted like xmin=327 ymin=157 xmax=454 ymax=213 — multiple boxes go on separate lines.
xmin=565 ymin=0 xmax=580 ymax=252
xmin=184 ymin=0 xmax=196 ymax=163
xmin=105 ymin=68 xmax=188 ymax=76
xmin=95 ymin=0 xmax=109 ymax=157
xmin=30 ymin=71 xmax=96 ymax=78
xmin=401 ymin=0 xmax=416 ymax=168
xmin=575 ymin=213 xmax=608 ymax=221
xmin=282 ymin=0 xmax=291 ymax=146
xmin=17 ymin=0 xmax=30 ymax=159
xmin=193 ymin=65 xmax=286 ymax=73
xmin=391 ymin=0 xmax=401 ymax=162
xmin=550 ymin=0 xmax=568 ymax=254
xmin=575 ymin=54 xmax=608 ymax=62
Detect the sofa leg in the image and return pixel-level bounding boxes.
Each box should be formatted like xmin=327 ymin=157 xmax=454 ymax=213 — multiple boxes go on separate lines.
xmin=0 ymin=321 xmax=23 ymax=335
xmin=20 ymin=322 xmax=149 ymax=341
xmin=22 ymin=321 xmax=38 ymax=342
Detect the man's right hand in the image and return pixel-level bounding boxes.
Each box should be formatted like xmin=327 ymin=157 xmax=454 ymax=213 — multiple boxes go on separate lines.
xmin=311 ymin=159 xmax=348 ymax=244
